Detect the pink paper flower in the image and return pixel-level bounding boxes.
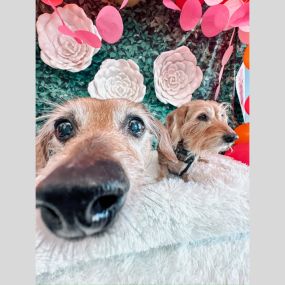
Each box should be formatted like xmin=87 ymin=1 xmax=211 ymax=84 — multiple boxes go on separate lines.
xmin=154 ymin=46 xmax=203 ymax=107
xmin=163 ymin=0 xmax=249 ymax=39
xmin=36 ymin=4 xmax=101 ymax=72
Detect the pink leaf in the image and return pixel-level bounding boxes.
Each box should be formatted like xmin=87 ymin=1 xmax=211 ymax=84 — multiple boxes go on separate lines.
xmin=120 ymin=0 xmax=129 ymax=9
xmin=58 ymin=25 xmax=75 ymax=37
xmin=58 ymin=25 xmax=82 ymax=44
xmin=163 ymin=0 xmax=182 ymax=11
xmin=74 ymin=30 xmax=102 ymax=49
xmin=224 ymin=0 xmax=243 ymax=18
xmin=41 ymin=0 xmax=63 ymax=7
xmin=221 ymin=45 xmax=233 ymax=65
xmin=179 ymin=0 xmax=202 ymax=31
xmin=238 ymin=28 xmax=249 ymax=44
xmin=204 ymin=0 xmax=224 ymax=6
xmin=96 ymin=6 xmax=124 ymax=44
xmin=229 ymin=2 xmax=249 ymax=28
xmin=201 ymin=4 xmax=230 ymax=37
xmin=239 ymin=25 xmax=249 ymax=32
xmin=214 ymin=84 xmax=221 ymax=100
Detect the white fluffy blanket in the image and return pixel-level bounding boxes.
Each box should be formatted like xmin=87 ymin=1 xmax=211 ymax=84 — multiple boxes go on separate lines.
xmin=36 ymin=154 xmax=249 ymax=285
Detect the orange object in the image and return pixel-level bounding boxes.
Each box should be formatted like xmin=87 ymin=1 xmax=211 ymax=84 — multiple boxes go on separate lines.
xmin=243 ymin=45 xmax=250 ymax=69
xmin=235 ymin=123 xmax=250 ymax=144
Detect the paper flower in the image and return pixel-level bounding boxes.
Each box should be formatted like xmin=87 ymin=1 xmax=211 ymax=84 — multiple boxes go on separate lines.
xmin=37 ymin=4 xmax=101 ymax=72
xmin=88 ymin=59 xmax=146 ymax=102
xmin=163 ymin=0 xmax=249 ymax=100
xmin=153 ymin=46 xmax=203 ymax=107
xmin=163 ymin=0 xmax=249 ymax=38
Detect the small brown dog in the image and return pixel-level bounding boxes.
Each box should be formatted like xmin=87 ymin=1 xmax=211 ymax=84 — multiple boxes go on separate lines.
xmin=36 ymin=98 xmax=177 ymax=239
xmin=159 ymin=100 xmax=238 ymax=181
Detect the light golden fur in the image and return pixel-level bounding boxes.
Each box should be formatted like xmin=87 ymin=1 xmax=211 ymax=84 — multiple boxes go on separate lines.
xmin=36 ymin=98 xmax=177 ymax=190
xmin=159 ymin=100 xmax=237 ymax=181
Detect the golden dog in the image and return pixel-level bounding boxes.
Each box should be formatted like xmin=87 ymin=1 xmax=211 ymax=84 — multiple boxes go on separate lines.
xmin=36 ymin=98 xmax=177 ymax=239
xmin=159 ymin=100 xmax=238 ymax=181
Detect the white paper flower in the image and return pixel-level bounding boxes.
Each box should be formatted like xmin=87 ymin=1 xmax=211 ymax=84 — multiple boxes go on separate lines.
xmin=36 ymin=4 xmax=101 ymax=72
xmin=154 ymin=46 xmax=203 ymax=107
xmin=88 ymin=59 xmax=146 ymax=102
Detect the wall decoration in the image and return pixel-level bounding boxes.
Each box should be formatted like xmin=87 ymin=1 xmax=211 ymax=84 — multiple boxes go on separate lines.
xmin=153 ymin=46 xmax=203 ymax=107
xmin=163 ymin=0 xmax=249 ymax=100
xmin=88 ymin=59 xmax=146 ymax=102
xmin=37 ymin=4 xmax=101 ymax=72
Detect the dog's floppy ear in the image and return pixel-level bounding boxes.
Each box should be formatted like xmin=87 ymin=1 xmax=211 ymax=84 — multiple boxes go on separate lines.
xmin=36 ymin=123 xmax=53 ymax=172
xmin=148 ymin=116 xmax=178 ymax=163
xmin=166 ymin=106 xmax=188 ymax=147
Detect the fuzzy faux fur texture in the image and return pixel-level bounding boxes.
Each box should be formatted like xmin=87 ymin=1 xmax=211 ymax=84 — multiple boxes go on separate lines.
xmin=36 ymin=153 xmax=249 ymax=285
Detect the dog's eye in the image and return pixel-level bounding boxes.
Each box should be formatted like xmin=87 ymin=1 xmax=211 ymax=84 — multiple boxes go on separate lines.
xmin=54 ymin=119 xmax=74 ymax=142
xmin=128 ymin=117 xmax=145 ymax=138
xmin=197 ymin=113 xmax=208 ymax=122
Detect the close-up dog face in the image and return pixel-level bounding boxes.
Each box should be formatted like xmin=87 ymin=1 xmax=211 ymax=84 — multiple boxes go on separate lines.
xmin=36 ymin=98 xmax=176 ymax=240
xmin=166 ymin=100 xmax=238 ymax=159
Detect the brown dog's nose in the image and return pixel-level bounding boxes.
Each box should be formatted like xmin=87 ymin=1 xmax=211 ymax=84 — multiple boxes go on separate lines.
xmin=223 ymin=133 xmax=239 ymax=143
xmin=36 ymin=160 xmax=129 ymax=239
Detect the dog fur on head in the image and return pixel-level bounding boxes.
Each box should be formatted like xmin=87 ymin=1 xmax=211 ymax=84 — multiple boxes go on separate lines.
xmin=36 ymin=97 xmax=177 ymax=188
xmin=159 ymin=99 xmax=238 ymax=181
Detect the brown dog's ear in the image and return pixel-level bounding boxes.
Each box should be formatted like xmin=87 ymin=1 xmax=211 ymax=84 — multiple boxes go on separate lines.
xmin=148 ymin=116 xmax=178 ymax=163
xmin=166 ymin=106 xmax=188 ymax=147
xmin=36 ymin=123 xmax=53 ymax=172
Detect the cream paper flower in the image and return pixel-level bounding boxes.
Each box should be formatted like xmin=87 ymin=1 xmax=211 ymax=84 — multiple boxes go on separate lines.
xmin=154 ymin=46 xmax=203 ymax=107
xmin=36 ymin=4 xmax=101 ymax=72
xmin=88 ymin=59 xmax=146 ymax=102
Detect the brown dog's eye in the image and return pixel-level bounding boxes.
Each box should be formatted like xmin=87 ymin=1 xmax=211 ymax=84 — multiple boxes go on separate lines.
xmin=197 ymin=113 xmax=208 ymax=122
xmin=54 ymin=119 xmax=74 ymax=142
xmin=128 ymin=117 xmax=145 ymax=138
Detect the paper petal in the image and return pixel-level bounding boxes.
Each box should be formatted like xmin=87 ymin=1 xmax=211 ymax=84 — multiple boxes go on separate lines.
xmin=204 ymin=0 xmax=224 ymax=6
xmin=238 ymin=28 xmax=249 ymax=44
xmin=179 ymin=0 xmax=202 ymax=31
xmin=96 ymin=6 xmax=124 ymax=44
xmin=239 ymin=25 xmax=249 ymax=32
xmin=120 ymin=0 xmax=129 ymax=9
xmin=201 ymin=4 xmax=230 ymax=37
xmin=229 ymin=2 xmax=249 ymax=27
xmin=222 ymin=45 xmax=233 ymax=65
xmin=244 ymin=96 xmax=250 ymax=115
xmin=224 ymin=0 xmax=243 ymax=17
xmin=58 ymin=25 xmax=82 ymax=44
xmin=41 ymin=0 xmax=63 ymax=7
xmin=163 ymin=0 xmax=181 ymax=11
xmin=214 ymin=84 xmax=221 ymax=100
xmin=74 ymin=30 xmax=102 ymax=49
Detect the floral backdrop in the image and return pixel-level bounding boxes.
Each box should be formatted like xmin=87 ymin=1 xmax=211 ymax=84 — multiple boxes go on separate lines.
xmin=36 ymin=0 xmax=245 ymax=128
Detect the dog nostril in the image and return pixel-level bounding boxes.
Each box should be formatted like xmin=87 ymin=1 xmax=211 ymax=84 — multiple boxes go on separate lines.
xmin=223 ymin=133 xmax=238 ymax=143
xmin=41 ymin=206 xmax=63 ymax=232
xmin=91 ymin=195 xmax=120 ymax=214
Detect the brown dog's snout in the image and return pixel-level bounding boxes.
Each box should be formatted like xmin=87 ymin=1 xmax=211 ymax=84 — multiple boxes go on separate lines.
xmin=36 ymin=160 xmax=130 ymax=239
xmin=223 ymin=133 xmax=238 ymax=143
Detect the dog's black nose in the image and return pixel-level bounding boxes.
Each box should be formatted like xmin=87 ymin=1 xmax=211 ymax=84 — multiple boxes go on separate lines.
xmin=223 ymin=133 xmax=239 ymax=143
xmin=36 ymin=160 xmax=129 ymax=239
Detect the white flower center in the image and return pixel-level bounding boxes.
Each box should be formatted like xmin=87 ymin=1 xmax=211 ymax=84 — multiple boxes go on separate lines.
xmin=161 ymin=66 xmax=188 ymax=92
xmin=105 ymin=73 xmax=134 ymax=98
